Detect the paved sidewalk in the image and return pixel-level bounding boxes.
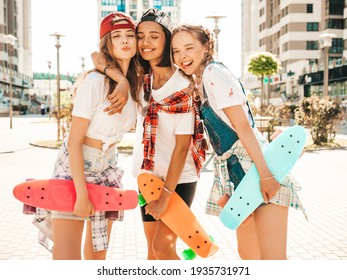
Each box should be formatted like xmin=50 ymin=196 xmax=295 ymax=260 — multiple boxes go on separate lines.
xmin=0 ymin=116 xmax=347 ymax=260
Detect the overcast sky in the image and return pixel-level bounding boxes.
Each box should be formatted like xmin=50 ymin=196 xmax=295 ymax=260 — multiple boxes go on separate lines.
xmin=31 ymin=0 xmax=241 ymax=77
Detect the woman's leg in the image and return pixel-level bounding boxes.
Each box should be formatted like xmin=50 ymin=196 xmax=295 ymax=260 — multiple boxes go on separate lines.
xmin=236 ymin=217 xmax=261 ymax=260
xmin=152 ymin=220 xmax=180 ymax=260
xmin=83 ymin=219 xmax=113 ymax=260
xmin=143 ymin=221 xmax=159 ymax=260
xmin=52 ymin=218 xmax=84 ymax=260
xmin=253 ymin=204 xmax=289 ymax=260
xmin=141 ymin=182 xmax=196 ymax=260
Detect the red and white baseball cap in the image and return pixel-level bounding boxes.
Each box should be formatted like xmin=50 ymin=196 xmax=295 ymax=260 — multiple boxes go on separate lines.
xmin=99 ymin=12 xmax=136 ymax=39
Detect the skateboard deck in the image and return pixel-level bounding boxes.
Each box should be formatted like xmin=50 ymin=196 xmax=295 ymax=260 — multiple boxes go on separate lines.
xmin=219 ymin=125 xmax=307 ymax=230
xmin=13 ymin=179 xmax=138 ymax=213
xmin=137 ymin=173 xmax=219 ymax=259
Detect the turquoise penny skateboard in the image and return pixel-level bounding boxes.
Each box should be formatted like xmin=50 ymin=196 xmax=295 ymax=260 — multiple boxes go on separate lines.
xmin=219 ymin=125 xmax=307 ymax=230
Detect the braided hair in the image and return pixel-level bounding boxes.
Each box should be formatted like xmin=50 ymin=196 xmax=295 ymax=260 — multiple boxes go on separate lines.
xmin=171 ymin=24 xmax=216 ymax=101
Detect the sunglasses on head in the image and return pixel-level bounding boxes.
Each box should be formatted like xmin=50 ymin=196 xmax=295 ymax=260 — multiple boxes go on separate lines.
xmin=196 ymin=120 xmax=209 ymax=151
xmin=196 ymin=137 xmax=209 ymax=151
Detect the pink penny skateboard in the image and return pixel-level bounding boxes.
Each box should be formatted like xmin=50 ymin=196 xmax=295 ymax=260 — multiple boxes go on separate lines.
xmin=13 ymin=179 xmax=138 ymax=219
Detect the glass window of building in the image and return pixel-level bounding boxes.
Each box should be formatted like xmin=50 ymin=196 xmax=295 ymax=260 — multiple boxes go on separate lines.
xmin=307 ymin=22 xmax=319 ymax=31
xmin=307 ymin=41 xmax=318 ymax=50
xmin=326 ymin=19 xmax=344 ymax=29
xmin=327 ymin=0 xmax=344 ymax=15
xmin=330 ymin=38 xmax=343 ymax=54
xmin=154 ymin=0 xmax=162 ymax=9
xmin=307 ymin=4 xmax=313 ymax=13
xmin=143 ymin=0 xmax=149 ymax=9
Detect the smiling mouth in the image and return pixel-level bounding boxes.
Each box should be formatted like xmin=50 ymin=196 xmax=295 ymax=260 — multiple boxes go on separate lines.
xmin=141 ymin=48 xmax=153 ymax=53
xmin=181 ymin=61 xmax=193 ymax=68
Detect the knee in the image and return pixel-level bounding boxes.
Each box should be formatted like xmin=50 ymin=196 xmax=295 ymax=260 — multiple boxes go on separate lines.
xmin=152 ymin=239 xmax=176 ymax=260
xmin=238 ymin=247 xmax=261 ymax=260
xmin=84 ymin=249 xmax=107 ymax=260
xmin=151 ymin=241 xmax=167 ymax=260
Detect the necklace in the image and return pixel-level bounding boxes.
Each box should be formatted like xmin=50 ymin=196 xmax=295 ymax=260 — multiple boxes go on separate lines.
xmin=153 ymin=69 xmax=173 ymax=89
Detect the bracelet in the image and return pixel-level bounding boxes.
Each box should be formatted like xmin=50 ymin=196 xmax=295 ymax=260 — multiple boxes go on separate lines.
xmin=260 ymin=176 xmax=274 ymax=181
xmin=103 ymin=65 xmax=112 ymax=75
xmin=162 ymin=185 xmax=173 ymax=194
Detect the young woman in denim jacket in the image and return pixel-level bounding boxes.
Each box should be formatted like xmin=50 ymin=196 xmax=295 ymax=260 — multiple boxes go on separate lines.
xmin=33 ymin=12 xmax=141 ymax=260
xmin=171 ymin=24 xmax=306 ymax=260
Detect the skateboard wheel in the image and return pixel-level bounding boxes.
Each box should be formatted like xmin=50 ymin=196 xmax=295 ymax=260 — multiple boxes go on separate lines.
xmin=138 ymin=193 xmax=147 ymax=207
xmin=23 ymin=204 xmax=36 ymax=214
xmin=182 ymin=248 xmax=196 ymax=260
xmin=105 ymin=211 xmax=119 ymax=220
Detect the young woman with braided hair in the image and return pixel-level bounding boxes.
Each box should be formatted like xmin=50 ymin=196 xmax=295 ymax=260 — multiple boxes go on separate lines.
xmin=171 ymin=24 xmax=306 ymax=260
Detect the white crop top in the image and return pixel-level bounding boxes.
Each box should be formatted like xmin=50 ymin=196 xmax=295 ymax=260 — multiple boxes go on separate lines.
xmin=72 ymin=71 xmax=137 ymax=150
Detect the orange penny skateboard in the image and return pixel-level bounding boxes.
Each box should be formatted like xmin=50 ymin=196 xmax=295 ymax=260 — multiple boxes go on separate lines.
xmin=137 ymin=173 xmax=219 ymax=260
xmin=13 ymin=179 xmax=138 ymax=219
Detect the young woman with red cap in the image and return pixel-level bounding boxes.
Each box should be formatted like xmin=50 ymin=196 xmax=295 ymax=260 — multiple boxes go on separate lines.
xmin=92 ymin=8 xmax=205 ymax=260
xmin=32 ymin=12 xmax=141 ymax=260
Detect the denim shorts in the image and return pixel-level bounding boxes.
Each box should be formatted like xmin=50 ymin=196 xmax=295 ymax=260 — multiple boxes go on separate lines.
xmin=51 ymin=143 xmax=120 ymax=220
xmin=81 ymin=144 xmax=118 ymax=174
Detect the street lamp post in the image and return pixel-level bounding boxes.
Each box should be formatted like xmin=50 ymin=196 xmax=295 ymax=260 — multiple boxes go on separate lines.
xmin=5 ymin=34 xmax=17 ymax=129
xmin=79 ymin=56 xmax=85 ymax=72
xmin=206 ymin=13 xmax=226 ymax=59
xmin=50 ymin=32 xmax=65 ymax=141
xmin=47 ymin=60 xmax=52 ymax=114
xmin=319 ymin=32 xmax=336 ymax=98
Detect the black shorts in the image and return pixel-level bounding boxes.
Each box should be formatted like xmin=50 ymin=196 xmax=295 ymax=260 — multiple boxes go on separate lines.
xmin=140 ymin=181 xmax=197 ymax=222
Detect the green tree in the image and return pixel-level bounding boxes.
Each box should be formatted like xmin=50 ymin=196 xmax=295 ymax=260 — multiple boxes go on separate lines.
xmin=247 ymin=52 xmax=281 ymax=114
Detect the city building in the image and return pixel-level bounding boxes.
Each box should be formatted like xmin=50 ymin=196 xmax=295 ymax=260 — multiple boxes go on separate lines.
xmin=241 ymin=0 xmax=347 ymax=105
xmin=96 ymin=0 xmax=182 ymax=28
xmin=0 ymin=0 xmax=33 ymax=115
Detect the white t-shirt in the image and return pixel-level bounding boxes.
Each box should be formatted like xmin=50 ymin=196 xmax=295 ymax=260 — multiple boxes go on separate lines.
xmin=132 ymin=69 xmax=198 ymax=183
xmin=72 ymin=71 xmax=137 ymax=150
xmin=202 ymin=62 xmax=253 ymax=130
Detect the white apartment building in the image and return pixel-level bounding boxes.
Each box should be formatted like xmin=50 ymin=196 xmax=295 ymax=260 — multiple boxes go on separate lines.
xmin=0 ymin=0 xmax=33 ymax=114
xmin=241 ymin=0 xmax=347 ymax=104
xmin=97 ymin=0 xmax=182 ymax=27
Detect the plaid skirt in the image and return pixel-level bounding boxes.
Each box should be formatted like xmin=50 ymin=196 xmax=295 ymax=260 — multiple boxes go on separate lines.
xmin=32 ymin=140 xmax=124 ymax=252
xmin=205 ymin=128 xmax=306 ymax=218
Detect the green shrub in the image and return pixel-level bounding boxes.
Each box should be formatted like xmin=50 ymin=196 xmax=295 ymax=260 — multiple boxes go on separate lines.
xmin=294 ymin=95 xmax=342 ymax=145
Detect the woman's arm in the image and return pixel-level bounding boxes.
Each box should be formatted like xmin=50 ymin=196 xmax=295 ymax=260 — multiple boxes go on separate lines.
xmin=145 ymin=134 xmax=191 ymax=220
xmin=91 ymin=51 xmax=129 ymax=115
xmin=67 ymin=116 xmax=95 ymax=217
xmin=223 ymin=105 xmax=280 ymax=203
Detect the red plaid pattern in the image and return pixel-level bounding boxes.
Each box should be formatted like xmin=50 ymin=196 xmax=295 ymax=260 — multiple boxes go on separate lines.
xmin=141 ymin=86 xmax=205 ymax=175
xmin=192 ymin=98 xmax=206 ymax=175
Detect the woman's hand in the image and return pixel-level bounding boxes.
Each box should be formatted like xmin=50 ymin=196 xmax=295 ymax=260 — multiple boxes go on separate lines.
xmin=260 ymin=176 xmax=281 ymax=204
xmin=91 ymin=51 xmax=129 ymax=115
xmin=145 ymin=193 xmax=171 ymax=220
xmin=91 ymin=51 xmax=106 ymax=73
xmin=104 ymin=77 xmax=129 ymax=115
xmin=73 ymin=193 xmax=95 ymax=218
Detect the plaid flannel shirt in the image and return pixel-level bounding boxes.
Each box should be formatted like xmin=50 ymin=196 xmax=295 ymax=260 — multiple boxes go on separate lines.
xmin=141 ymin=86 xmax=205 ymax=175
